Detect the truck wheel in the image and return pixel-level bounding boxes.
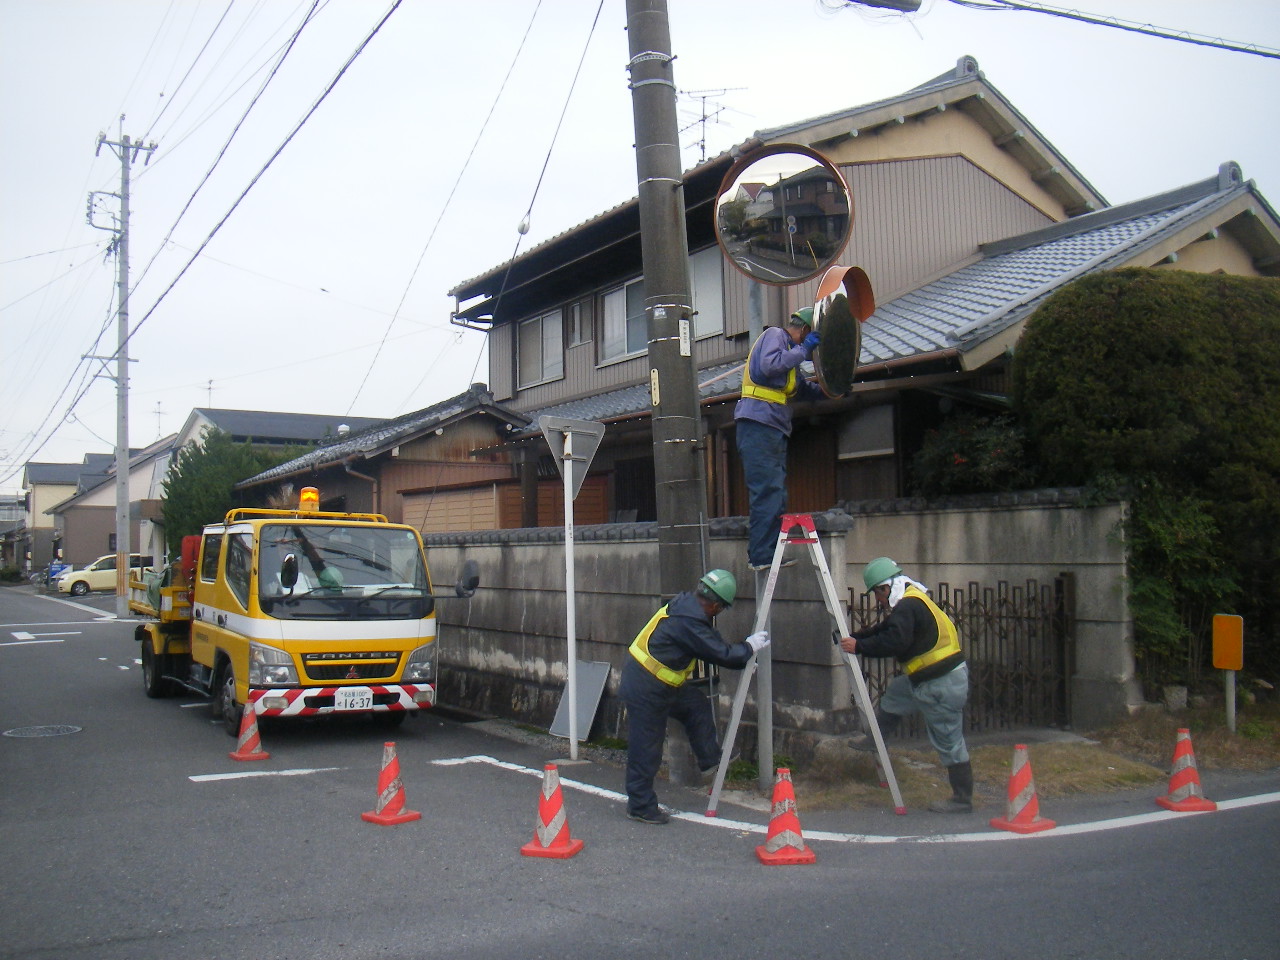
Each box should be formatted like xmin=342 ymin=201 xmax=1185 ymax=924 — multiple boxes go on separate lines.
xmin=217 ymin=664 xmax=242 ymax=737
xmin=141 ymin=639 xmax=171 ymax=698
xmin=70 ymin=580 xmax=89 ymax=597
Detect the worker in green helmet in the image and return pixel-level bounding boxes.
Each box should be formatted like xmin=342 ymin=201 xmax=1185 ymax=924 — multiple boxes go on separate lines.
xmin=734 ymin=307 xmax=825 ymax=571
xmin=619 ymin=568 xmax=770 ymax=824
xmin=840 ymin=557 xmax=973 ymax=813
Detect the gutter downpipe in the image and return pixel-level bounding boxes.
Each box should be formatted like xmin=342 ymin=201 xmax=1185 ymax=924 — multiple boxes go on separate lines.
xmin=343 ymin=459 xmax=379 ymax=515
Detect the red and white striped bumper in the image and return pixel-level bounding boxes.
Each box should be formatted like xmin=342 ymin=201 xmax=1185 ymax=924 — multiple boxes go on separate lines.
xmin=248 ymin=684 xmax=435 ymax=716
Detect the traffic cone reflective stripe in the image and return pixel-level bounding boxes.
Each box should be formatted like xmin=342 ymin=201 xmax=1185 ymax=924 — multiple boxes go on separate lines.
xmin=361 ymin=741 xmax=421 ymax=825
xmin=1156 ymin=728 xmax=1217 ymax=812
xmin=755 ymin=768 xmax=816 ymax=865
xmin=228 ymin=700 xmax=270 ymax=762
xmin=521 ymin=764 xmax=584 ymax=859
xmin=989 ymin=744 xmax=1056 ymax=834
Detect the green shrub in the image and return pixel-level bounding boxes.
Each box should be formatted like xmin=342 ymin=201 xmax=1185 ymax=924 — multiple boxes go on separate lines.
xmin=910 ymin=412 xmax=1036 ymax=496
xmin=1013 ymin=268 xmax=1280 ymax=680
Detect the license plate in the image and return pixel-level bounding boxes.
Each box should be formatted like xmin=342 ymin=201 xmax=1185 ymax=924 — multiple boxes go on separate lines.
xmin=334 ymin=686 xmax=373 ymax=711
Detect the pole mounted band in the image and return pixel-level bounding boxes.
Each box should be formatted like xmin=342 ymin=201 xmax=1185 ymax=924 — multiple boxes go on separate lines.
xmin=629 ymin=50 xmax=674 ymax=67
xmin=629 ymin=78 xmax=675 ymax=91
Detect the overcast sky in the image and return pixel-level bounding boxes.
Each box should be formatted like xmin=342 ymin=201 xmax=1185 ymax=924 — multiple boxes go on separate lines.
xmin=2 ymin=0 xmax=1278 ymax=495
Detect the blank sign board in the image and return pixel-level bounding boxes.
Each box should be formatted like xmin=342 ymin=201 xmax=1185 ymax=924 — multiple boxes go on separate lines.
xmin=550 ymin=660 xmax=612 ymax=742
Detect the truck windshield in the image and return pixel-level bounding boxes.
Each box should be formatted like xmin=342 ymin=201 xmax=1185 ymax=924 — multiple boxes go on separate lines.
xmin=258 ymin=524 xmax=432 ymax=620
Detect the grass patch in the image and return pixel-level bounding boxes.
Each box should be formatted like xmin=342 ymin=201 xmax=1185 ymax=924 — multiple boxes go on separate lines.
xmin=1091 ymin=700 xmax=1280 ymax=771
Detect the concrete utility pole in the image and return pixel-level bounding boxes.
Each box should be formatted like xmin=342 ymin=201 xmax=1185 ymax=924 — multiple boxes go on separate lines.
xmin=91 ymin=123 xmax=155 ymax=617
xmin=624 ymin=0 xmax=707 ymax=600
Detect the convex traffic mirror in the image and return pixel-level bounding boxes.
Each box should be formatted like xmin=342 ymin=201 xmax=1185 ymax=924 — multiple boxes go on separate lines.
xmin=714 ymin=144 xmax=853 ymax=286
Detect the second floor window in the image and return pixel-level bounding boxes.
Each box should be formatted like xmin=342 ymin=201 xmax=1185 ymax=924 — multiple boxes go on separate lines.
xmin=517 ymin=310 xmax=564 ymax=387
xmin=601 ymin=278 xmax=646 ymax=362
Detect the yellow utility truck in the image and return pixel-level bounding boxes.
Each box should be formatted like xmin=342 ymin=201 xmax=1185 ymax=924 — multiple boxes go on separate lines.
xmin=129 ymin=487 xmax=477 ymax=734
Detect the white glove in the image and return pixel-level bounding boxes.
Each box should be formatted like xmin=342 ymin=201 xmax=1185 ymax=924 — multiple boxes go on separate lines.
xmin=746 ymin=630 xmax=770 ymax=653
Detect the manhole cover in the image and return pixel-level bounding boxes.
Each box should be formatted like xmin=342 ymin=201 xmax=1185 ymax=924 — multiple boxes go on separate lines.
xmin=3 ymin=724 xmax=82 ymax=738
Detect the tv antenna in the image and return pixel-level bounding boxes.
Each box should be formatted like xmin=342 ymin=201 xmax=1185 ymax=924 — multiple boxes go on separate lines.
xmin=679 ymin=87 xmax=746 ymax=162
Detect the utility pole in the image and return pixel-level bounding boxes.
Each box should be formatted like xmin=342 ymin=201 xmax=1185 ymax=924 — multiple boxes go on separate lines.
xmin=625 ymin=0 xmax=706 ymax=601
xmin=90 ymin=121 xmax=156 ymax=617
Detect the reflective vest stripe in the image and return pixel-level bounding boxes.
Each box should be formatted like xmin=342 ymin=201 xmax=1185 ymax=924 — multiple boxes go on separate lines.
xmin=902 ymin=586 xmax=962 ymax=675
xmin=628 ymin=605 xmax=695 ymax=688
xmin=740 ymin=336 xmax=798 ymax=405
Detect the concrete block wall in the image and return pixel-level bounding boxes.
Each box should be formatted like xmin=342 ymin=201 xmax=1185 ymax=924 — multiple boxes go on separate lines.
xmin=426 ymin=492 xmax=1140 ymax=762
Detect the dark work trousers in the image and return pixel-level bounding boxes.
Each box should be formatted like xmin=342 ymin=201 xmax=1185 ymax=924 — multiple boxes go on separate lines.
xmin=619 ymin=657 xmax=720 ymax=816
xmin=735 ymin=417 xmax=788 ymax=567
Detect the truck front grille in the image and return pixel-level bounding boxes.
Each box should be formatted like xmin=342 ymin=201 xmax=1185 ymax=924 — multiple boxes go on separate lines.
xmin=301 ymin=651 xmax=401 ymax=682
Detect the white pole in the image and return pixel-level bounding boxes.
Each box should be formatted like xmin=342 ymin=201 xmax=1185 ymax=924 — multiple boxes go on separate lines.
xmin=563 ymin=431 xmax=578 ymax=760
xmin=1225 ymin=669 xmax=1236 ymax=734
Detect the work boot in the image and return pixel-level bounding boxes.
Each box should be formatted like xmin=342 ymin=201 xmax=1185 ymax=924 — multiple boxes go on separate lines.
xmin=627 ymin=807 xmax=671 ymax=825
xmin=929 ymin=761 xmax=973 ymax=813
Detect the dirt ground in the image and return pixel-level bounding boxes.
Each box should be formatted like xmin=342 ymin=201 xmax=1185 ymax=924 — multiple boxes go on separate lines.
xmin=787 ymin=700 xmax=1280 ymax=811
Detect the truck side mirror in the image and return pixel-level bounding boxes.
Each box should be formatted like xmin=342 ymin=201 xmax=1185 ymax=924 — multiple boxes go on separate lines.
xmin=455 ymin=559 xmax=479 ymax=599
xmin=280 ymin=554 xmax=299 ymax=592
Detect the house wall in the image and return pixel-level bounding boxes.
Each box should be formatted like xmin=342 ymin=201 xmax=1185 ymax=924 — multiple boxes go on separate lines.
xmin=488 ymin=154 xmax=1054 ymax=418
xmin=426 ymin=497 xmax=1139 ymax=760
xmin=58 ymin=506 xmax=117 ymax=568
xmin=26 ymin=482 xmax=75 ymax=566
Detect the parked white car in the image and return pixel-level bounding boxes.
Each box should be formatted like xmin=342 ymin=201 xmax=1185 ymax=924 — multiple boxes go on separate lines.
xmin=57 ymin=554 xmax=153 ymax=596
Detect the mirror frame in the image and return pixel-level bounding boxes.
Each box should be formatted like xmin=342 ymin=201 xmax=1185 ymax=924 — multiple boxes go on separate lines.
xmin=713 ymin=143 xmax=853 ymax=287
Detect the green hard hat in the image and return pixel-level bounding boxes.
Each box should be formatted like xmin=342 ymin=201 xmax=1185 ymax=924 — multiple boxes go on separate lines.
xmin=789 ymin=306 xmax=814 ymax=328
xmin=699 ymin=568 xmax=737 ymax=607
xmin=863 ymin=557 xmax=902 ymax=591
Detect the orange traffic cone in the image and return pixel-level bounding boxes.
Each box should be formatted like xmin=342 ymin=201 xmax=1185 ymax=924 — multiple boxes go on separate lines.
xmin=989 ymin=744 xmax=1056 ymax=834
xmin=228 ymin=701 xmax=270 ymax=762
xmin=1156 ymin=728 xmax=1217 ymax=813
xmin=755 ymin=768 xmax=816 ymax=865
xmin=521 ymin=763 xmax=584 ymax=859
xmin=361 ymin=742 xmax=422 ymax=825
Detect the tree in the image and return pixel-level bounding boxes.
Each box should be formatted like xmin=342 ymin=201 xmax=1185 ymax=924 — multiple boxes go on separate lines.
xmin=1012 ymin=268 xmax=1280 ymax=682
xmin=161 ymin=428 xmax=305 ymax=553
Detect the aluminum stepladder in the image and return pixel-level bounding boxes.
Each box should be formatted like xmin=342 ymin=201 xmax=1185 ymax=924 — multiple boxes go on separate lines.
xmin=705 ymin=512 xmax=906 ymax=816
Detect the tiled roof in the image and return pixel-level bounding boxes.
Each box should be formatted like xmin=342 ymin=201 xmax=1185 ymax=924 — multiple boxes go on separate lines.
xmin=236 ymin=384 xmax=530 ymax=487
xmin=508 ymin=168 xmax=1255 ymax=433
xmin=196 ymin=408 xmax=383 ymax=443
xmin=861 ymin=173 xmax=1252 ymax=364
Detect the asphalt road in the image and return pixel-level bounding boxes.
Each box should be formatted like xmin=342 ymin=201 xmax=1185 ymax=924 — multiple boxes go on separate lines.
xmin=2 ymin=584 xmax=1278 ymax=960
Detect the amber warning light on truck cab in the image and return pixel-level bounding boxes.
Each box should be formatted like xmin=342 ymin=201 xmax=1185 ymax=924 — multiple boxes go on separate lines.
xmin=299 ymin=487 xmax=320 ymax=512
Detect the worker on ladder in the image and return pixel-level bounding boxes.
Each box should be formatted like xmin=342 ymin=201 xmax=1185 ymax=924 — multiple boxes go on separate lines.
xmin=840 ymin=557 xmax=973 ymax=813
xmin=734 ymin=308 xmax=824 ymax=571
xmin=619 ymin=569 xmax=770 ymax=824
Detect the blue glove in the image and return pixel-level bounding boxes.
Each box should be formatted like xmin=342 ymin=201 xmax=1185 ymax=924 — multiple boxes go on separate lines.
xmin=802 ymin=331 xmax=821 ymax=356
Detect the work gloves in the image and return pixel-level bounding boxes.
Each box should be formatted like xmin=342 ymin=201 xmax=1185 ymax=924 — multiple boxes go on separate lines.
xmin=746 ymin=630 xmax=771 ymax=653
xmin=801 ymin=330 xmax=821 ymax=358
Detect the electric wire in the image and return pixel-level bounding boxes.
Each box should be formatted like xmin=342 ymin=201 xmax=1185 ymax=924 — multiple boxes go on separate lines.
xmin=348 ymin=0 xmax=547 ymax=417
xmin=940 ymin=0 xmax=1280 ymax=59
xmin=1 ymin=1 xmax=400 ymax=483
xmin=139 ymin=0 xmax=238 ymax=145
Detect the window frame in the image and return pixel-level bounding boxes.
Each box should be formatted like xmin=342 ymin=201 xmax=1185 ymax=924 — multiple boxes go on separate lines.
xmin=599 ymin=277 xmax=648 ymax=365
xmin=516 ymin=308 xmax=565 ymax=389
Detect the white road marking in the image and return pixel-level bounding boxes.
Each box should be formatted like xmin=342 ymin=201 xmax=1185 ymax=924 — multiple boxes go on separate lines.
xmin=5 ymin=630 xmax=80 ymax=646
xmin=431 ymin=755 xmax=1280 ymax=844
xmin=189 ymin=767 xmax=342 ymax=782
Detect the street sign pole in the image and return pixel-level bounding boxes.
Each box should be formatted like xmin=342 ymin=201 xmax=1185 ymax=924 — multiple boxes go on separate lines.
xmin=538 ymin=416 xmax=605 ymax=761
xmin=562 ymin=431 xmax=578 ymax=758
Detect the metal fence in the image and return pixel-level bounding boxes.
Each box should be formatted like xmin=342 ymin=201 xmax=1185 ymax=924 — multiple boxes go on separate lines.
xmin=846 ymin=574 xmax=1075 ymax=735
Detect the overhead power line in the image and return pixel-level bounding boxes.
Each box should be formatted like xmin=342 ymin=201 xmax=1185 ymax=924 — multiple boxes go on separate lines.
xmin=941 ymin=0 xmax=1280 ymax=59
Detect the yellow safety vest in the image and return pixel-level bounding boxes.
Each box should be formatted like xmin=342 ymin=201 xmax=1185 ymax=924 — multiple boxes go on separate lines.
xmin=628 ymin=605 xmax=696 ymax=688
xmin=740 ymin=333 xmax=798 ymax=405
xmin=901 ymin=585 xmax=962 ymax=676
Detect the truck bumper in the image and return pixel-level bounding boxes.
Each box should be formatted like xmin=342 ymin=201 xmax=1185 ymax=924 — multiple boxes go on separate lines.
xmin=250 ymin=684 xmax=435 ymax=716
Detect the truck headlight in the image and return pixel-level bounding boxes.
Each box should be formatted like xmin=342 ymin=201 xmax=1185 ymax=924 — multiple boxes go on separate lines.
xmin=249 ymin=642 xmax=298 ymax=686
xmin=402 ymin=641 xmax=436 ymax=683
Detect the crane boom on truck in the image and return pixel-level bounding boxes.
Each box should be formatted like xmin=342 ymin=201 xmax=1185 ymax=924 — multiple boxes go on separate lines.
xmin=129 ymin=487 xmax=478 ymax=735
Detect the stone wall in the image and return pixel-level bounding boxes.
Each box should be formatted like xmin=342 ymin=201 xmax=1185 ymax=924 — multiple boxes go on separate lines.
xmin=425 ymin=492 xmax=1140 ymax=761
